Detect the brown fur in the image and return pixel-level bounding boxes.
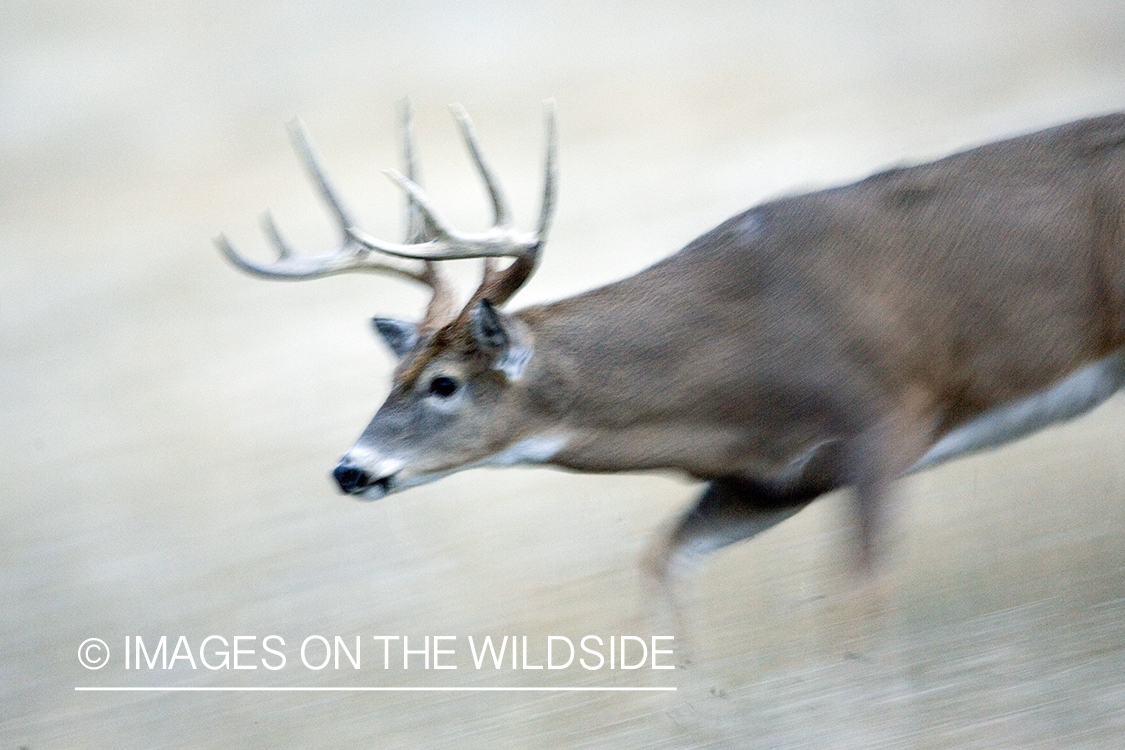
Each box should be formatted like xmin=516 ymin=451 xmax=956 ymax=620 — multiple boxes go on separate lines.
xmin=236 ymin=110 xmax=1125 ymax=572
xmin=377 ymin=113 xmax=1125 ymax=567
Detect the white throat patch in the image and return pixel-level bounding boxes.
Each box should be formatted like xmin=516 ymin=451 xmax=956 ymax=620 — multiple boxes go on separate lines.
xmin=485 ymin=433 xmax=570 ymax=467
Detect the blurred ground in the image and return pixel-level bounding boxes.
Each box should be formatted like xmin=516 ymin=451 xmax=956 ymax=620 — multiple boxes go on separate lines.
xmin=4 ymin=1 xmax=1125 ymax=747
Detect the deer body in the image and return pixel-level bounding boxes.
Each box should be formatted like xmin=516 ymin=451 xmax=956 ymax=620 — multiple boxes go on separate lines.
xmin=220 ymin=107 xmax=1125 ymax=571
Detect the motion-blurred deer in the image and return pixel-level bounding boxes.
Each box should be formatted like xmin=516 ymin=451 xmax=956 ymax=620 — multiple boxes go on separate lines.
xmin=218 ymin=104 xmax=1125 ymax=574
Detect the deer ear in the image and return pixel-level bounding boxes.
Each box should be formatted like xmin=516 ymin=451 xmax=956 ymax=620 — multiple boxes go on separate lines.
xmin=371 ymin=317 xmax=419 ymax=359
xmin=470 ymin=299 xmax=533 ymax=381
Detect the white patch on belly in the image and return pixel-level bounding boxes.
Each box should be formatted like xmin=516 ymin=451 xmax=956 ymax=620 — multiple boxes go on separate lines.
xmin=912 ymin=348 xmax=1125 ymax=472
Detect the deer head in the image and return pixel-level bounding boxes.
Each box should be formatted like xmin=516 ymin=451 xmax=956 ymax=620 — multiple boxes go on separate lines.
xmin=217 ymin=101 xmax=557 ymax=498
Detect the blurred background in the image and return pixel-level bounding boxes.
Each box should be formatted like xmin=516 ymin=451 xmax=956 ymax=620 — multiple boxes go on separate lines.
xmin=5 ymin=1 xmax=1125 ymax=747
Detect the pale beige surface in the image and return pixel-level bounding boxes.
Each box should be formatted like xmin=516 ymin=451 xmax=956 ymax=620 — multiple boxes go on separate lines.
xmin=5 ymin=2 xmax=1125 ymax=747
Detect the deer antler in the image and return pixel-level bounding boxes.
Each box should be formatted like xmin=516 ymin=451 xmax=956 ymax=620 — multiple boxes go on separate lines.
xmin=347 ymin=100 xmax=558 ymax=307
xmin=215 ymin=101 xmax=457 ymax=332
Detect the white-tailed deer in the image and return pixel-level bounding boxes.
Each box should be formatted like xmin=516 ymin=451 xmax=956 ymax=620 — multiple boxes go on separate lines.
xmin=218 ymin=104 xmax=1125 ymax=574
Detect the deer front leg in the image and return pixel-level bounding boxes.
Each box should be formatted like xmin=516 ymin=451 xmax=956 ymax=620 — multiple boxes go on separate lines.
xmin=848 ymin=392 xmax=939 ymax=570
xmin=643 ymin=433 xmax=851 ymax=585
xmin=645 ymin=477 xmax=819 ymax=583
xmin=641 ymin=475 xmax=827 ymax=663
xmin=642 ymin=414 xmax=929 ymax=670
xmin=644 ymin=395 xmax=935 ymax=606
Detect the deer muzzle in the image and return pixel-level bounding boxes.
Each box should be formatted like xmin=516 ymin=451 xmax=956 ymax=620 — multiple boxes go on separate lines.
xmin=332 ymin=461 xmax=393 ymax=499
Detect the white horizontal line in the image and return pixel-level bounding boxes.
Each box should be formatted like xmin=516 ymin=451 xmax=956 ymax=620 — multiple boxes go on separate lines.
xmin=75 ymin=686 xmax=676 ymax=692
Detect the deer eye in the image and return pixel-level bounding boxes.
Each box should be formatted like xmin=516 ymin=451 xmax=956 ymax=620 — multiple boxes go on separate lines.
xmin=428 ymin=376 xmax=460 ymax=399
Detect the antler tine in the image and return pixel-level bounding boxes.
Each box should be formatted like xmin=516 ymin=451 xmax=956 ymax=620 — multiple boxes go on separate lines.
xmin=262 ymin=212 xmax=295 ymax=259
xmin=215 ymin=119 xmax=439 ymax=285
xmin=535 ymin=98 xmax=559 ymax=241
xmin=399 ymin=99 xmax=457 ymax=330
xmin=288 ymin=118 xmax=358 ymax=242
xmin=399 ymin=99 xmax=439 ymax=245
xmin=450 ymin=103 xmax=513 ymax=227
xmin=215 ymin=228 xmax=431 ymax=283
xmin=473 ymin=98 xmax=558 ymax=306
xmin=346 ymin=100 xmax=558 ymax=306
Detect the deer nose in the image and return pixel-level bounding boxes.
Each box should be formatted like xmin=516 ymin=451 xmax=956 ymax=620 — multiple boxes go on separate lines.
xmin=333 ymin=462 xmax=373 ymax=494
